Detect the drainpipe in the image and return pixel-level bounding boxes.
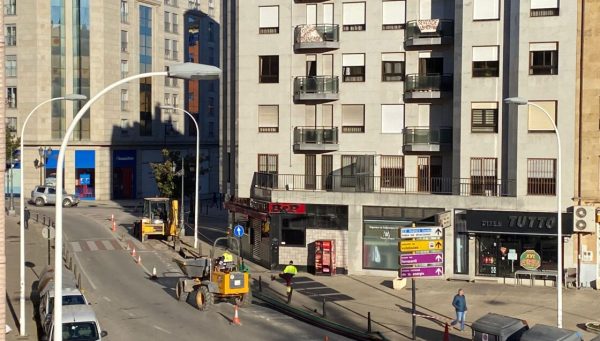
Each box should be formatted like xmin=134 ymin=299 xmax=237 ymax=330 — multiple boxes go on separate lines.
xmin=577 ymin=0 xmax=586 ymax=289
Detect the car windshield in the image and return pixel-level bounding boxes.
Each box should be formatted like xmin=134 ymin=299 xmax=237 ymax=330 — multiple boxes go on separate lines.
xmin=62 ymin=322 xmax=99 ymax=341
xmin=49 ymin=295 xmax=87 ymax=312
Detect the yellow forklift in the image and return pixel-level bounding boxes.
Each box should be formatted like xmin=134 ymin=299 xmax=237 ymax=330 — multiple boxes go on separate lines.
xmin=134 ymin=198 xmax=179 ymax=242
xmin=174 ymin=237 xmax=250 ymax=310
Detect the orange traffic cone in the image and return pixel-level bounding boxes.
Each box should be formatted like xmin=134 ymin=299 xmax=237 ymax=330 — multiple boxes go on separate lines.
xmin=112 ymin=220 xmax=116 ymax=232
xmin=137 ymin=255 xmax=142 ymax=264
xmin=150 ymin=266 xmax=158 ymax=280
xmin=443 ymin=322 xmax=450 ymax=341
xmin=132 ymin=247 xmax=137 ymax=258
xmin=231 ymin=304 xmax=241 ymax=326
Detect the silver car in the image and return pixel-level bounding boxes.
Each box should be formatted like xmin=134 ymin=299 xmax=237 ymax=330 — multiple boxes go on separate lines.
xmin=30 ymin=186 xmax=80 ymax=207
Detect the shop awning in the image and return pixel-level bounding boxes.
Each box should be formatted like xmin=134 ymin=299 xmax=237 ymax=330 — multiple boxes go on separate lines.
xmin=225 ymin=201 xmax=269 ymax=221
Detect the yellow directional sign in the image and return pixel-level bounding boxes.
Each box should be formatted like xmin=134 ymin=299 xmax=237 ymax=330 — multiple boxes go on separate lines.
xmin=399 ymin=239 xmax=443 ymax=252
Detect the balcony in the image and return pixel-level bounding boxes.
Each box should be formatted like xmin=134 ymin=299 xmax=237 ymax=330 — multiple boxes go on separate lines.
xmin=253 ymin=172 xmax=515 ymax=196
xmin=404 ymin=74 xmax=452 ymax=100
xmin=294 ymin=24 xmax=340 ymax=51
xmin=293 ymin=127 xmax=339 ymax=153
xmin=402 ymin=127 xmax=452 ymax=153
xmin=405 ymin=19 xmax=453 ymax=48
xmin=293 ymin=76 xmax=339 ymax=102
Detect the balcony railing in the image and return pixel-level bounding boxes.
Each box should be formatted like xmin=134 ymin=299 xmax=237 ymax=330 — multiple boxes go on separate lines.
xmin=403 ymin=126 xmax=452 ymax=152
xmin=405 ymin=19 xmax=453 ymax=47
xmin=404 ymin=74 xmax=452 ymax=99
xmin=253 ymin=172 xmax=516 ymax=196
xmin=293 ymin=127 xmax=339 ymax=153
xmin=294 ymin=24 xmax=340 ymax=50
xmin=294 ymin=76 xmax=339 ymax=102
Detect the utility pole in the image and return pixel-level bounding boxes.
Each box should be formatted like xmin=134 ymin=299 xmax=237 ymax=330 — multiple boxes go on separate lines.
xmin=8 ymin=151 xmax=15 ymax=216
xmin=180 ymin=157 xmax=185 ymax=236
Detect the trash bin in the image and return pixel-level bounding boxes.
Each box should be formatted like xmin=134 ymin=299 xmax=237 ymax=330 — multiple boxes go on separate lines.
xmin=471 ymin=313 xmax=529 ymax=341
xmin=520 ymin=324 xmax=582 ymax=341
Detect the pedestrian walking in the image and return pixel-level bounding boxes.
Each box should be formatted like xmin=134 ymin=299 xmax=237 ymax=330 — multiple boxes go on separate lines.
xmin=24 ymin=206 xmax=30 ymax=229
xmin=450 ymin=288 xmax=467 ymax=331
xmin=271 ymin=260 xmax=298 ymax=286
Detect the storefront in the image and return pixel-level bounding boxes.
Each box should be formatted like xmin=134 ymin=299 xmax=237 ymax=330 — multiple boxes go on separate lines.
xmin=112 ymin=150 xmax=136 ymax=199
xmin=75 ymin=150 xmax=96 ymax=200
xmin=464 ymin=210 xmax=573 ymax=277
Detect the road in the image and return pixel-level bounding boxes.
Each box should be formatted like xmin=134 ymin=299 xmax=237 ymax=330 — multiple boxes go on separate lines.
xmin=26 ymin=206 xmax=350 ymax=341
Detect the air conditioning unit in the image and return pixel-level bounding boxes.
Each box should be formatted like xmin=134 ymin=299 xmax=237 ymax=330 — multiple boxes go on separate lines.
xmin=572 ymin=206 xmax=595 ymax=233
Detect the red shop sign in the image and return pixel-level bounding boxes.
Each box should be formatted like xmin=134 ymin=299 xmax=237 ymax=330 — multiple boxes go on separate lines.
xmin=268 ymin=203 xmax=306 ymax=214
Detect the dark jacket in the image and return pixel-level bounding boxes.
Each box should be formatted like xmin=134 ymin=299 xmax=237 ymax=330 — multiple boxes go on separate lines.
xmin=452 ymin=294 xmax=467 ymax=312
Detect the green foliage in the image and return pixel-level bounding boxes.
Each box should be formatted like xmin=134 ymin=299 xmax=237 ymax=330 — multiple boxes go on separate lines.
xmin=6 ymin=124 xmax=20 ymax=162
xmin=150 ymin=149 xmax=208 ymax=199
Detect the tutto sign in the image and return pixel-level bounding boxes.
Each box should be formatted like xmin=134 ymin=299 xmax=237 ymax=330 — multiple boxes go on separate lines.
xmin=466 ymin=210 xmax=573 ymax=236
xmin=268 ymin=202 xmax=306 ymax=214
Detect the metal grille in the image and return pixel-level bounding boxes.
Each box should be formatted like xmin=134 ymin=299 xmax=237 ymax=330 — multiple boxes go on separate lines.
xmin=305 ymin=155 xmax=316 ymax=190
xmin=321 ymin=155 xmax=333 ymax=190
xmin=470 ymin=158 xmax=497 ymax=195
xmin=381 ymin=156 xmax=404 ymax=188
xmin=258 ymin=154 xmax=278 ymax=174
xmin=527 ymin=158 xmax=556 ymax=195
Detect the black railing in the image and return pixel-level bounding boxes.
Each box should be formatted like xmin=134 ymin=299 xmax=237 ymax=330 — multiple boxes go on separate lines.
xmin=405 ymin=19 xmax=454 ymax=42
xmin=294 ymin=76 xmax=339 ymax=96
xmin=403 ymin=127 xmax=452 ymax=146
xmin=253 ymin=172 xmax=516 ymax=196
xmin=294 ymin=127 xmax=338 ymax=145
xmin=405 ymin=74 xmax=453 ymax=93
xmin=294 ymin=24 xmax=339 ymax=44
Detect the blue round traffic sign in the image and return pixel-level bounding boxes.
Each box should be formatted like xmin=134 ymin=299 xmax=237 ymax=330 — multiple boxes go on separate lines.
xmin=233 ymin=224 xmax=244 ymax=238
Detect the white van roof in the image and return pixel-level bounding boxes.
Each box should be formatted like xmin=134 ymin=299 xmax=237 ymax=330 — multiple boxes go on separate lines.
xmin=62 ymin=305 xmax=98 ymax=323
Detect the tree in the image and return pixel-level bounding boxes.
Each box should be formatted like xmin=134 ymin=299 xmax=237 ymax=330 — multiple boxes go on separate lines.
xmin=5 ymin=124 xmax=19 ymax=167
xmin=150 ymin=148 xmax=207 ymax=200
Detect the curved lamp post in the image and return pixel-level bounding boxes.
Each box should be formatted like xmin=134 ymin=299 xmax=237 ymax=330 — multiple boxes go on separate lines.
xmin=53 ymin=63 xmax=220 ymax=341
xmin=18 ymin=94 xmax=87 ymax=337
xmin=159 ymin=105 xmax=200 ymax=250
xmin=504 ymin=96 xmax=563 ymax=328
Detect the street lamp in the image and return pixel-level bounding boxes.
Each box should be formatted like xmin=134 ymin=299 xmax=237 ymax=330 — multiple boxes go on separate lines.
xmin=18 ymin=94 xmax=87 ymax=337
xmin=52 ymin=63 xmax=220 ymax=341
xmin=37 ymin=146 xmax=53 ymax=184
xmin=160 ymin=105 xmax=200 ymax=250
xmin=504 ymin=96 xmax=563 ymax=328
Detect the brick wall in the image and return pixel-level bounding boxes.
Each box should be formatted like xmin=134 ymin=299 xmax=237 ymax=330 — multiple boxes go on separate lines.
xmin=279 ymin=229 xmax=348 ymax=272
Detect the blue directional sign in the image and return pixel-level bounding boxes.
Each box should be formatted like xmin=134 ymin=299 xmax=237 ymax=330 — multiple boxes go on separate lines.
xmin=233 ymin=224 xmax=244 ymax=238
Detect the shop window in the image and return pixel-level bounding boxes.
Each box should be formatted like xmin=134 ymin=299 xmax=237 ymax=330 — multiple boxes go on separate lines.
xmin=281 ymin=214 xmax=306 ymax=246
xmin=363 ymin=220 xmax=406 ymax=270
xmin=75 ymin=150 xmax=95 ymax=200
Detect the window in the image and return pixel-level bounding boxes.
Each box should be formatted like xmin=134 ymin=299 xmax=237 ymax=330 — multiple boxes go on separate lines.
xmin=172 ymin=13 xmax=178 ymax=33
xmin=164 ymin=11 xmax=171 ymax=32
xmin=5 ymin=25 xmax=16 ymax=46
xmin=165 ymin=39 xmax=171 ymax=59
xmin=471 ymin=102 xmax=498 ymax=133
xmin=381 ymin=155 xmax=404 ymax=188
xmin=381 ymin=105 xmax=404 ymax=133
xmin=121 ymin=60 xmax=128 ymax=78
xmin=258 ymin=154 xmax=278 ymax=174
xmin=172 ymin=40 xmax=178 ymax=60
xmin=120 ymin=0 xmax=129 ymax=23
xmin=164 ymin=93 xmax=171 ymax=107
xmin=473 ymin=0 xmax=500 ymax=20
xmin=121 ymin=30 xmax=128 ymax=52
xmin=188 ymin=0 xmax=199 ymax=10
xmin=382 ymin=53 xmax=405 ymax=81
xmin=6 ymin=117 xmax=16 ymax=133
xmin=342 ymin=104 xmax=365 ymax=133
xmin=259 ymin=56 xmax=279 ymax=83
xmin=527 ymin=159 xmax=556 ymax=195
xmin=259 ymin=6 xmax=279 ymax=34
xmin=5 ymin=55 xmax=16 ymax=77
xmin=531 ymin=0 xmax=559 ymax=17
xmin=382 ymin=0 xmax=406 ymax=30
xmin=470 ymin=158 xmax=497 ymax=196
xmin=140 ymin=112 xmax=152 ymax=136
xmin=343 ymin=2 xmax=365 ymax=31
xmin=530 ymin=42 xmax=558 ymax=75
xmin=120 ymin=118 xmax=129 ymax=135
xmin=172 ymin=94 xmax=178 ymax=108
xmin=4 ymin=0 xmax=16 ymax=15
xmin=472 ymin=46 xmax=499 ymax=77
xmin=6 ymin=87 xmax=16 ymax=108
xmin=258 ymin=105 xmax=279 ymax=133
xmin=121 ymin=90 xmax=129 ymax=111
xmin=528 ymin=100 xmax=557 ymax=131
xmin=342 ymin=54 xmax=365 ymax=82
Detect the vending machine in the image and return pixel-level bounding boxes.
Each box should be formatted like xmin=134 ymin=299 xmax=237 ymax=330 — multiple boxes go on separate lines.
xmin=315 ymin=239 xmax=336 ymax=275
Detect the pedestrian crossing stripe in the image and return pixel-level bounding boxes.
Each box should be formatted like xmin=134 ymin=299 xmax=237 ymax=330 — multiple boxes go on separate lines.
xmin=70 ymin=239 xmax=122 ymax=252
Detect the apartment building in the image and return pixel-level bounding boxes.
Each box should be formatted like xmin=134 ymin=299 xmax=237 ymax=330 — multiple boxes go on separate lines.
xmin=224 ymin=0 xmax=597 ymax=285
xmin=4 ymin=0 xmax=220 ymax=201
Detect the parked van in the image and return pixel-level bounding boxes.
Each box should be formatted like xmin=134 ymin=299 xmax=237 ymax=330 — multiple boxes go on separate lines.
xmin=39 ymin=285 xmax=88 ymax=336
xmin=37 ymin=266 xmax=78 ymax=295
xmin=520 ymin=324 xmax=582 ymax=341
xmin=44 ymin=305 xmax=107 ymax=341
xmin=471 ymin=313 xmax=529 ymax=341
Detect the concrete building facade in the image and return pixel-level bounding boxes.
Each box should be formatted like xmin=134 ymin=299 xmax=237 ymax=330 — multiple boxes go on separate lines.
xmin=224 ymin=0 xmax=597 ymax=286
xmin=4 ymin=0 xmax=221 ymax=202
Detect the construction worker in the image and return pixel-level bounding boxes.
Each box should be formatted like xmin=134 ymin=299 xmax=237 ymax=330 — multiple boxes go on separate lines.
xmin=271 ymin=261 xmax=297 ymax=286
xmin=217 ymin=249 xmax=234 ymax=271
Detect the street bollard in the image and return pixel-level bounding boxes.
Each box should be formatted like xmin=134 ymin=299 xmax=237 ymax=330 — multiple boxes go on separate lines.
xmin=258 ymin=276 xmax=262 ymax=292
xmin=367 ymin=311 xmax=372 ymax=333
xmin=322 ymin=298 xmax=327 ymax=318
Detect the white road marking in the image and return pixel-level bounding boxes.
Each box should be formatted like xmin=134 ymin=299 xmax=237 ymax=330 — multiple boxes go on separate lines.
xmin=126 ymin=311 xmax=135 ymax=317
xmin=101 ymin=240 xmax=113 ymax=250
xmin=71 ymin=242 xmax=82 ymax=252
xmin=103 ymin=296 xmax=111 ymax=302
xmin=71 ymin=251 xmax=98 ymax=290
xmin=153 ymin=326 xmax=172 ymax=334
xmin=86 ymin=240 xmax=98 ymax=251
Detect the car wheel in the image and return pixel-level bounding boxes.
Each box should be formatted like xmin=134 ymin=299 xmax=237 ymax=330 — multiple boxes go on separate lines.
xmin=35 ymin=198 xmax=45 ymax=207
xmin=62 ymin=199 xmax=72 ymax=207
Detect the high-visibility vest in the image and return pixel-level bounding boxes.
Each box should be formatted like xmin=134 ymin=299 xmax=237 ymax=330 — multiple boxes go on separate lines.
xmin=283 ymin=265 xmax=297 ymax=275
xmin=223 ymin=252 xmax=233 ymax=262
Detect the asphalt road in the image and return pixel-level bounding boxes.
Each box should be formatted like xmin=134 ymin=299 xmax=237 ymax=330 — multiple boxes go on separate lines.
xmin=27 ymin=206 xmax=350 ymax=341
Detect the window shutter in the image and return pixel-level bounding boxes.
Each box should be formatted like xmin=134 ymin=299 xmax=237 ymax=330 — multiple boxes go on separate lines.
xmin=258 ymin=105 xmax=279 ymax=128
xmin=382 ymin=1 xmax=406 ymax=25
xmin=259 ymin=6 xmax=279 ymax=28
xmin=342 ymin=54 xmax=365 ymax=67
xmin=322 ymin=105 xmax=333 ymax=127
xmin=342 ymin=105 xmax=365 ymax=125
xmin=343 ymin=2 xmax=365 ymax=25
xmin=306 ymin=4 xmax=317 ymax=25
xmin=382 ymin=53 xmax=405 ymax=62
xmin=323 ymin=4 xmax=334 ymax=24
xmin=531 ymin=0 xmax=558 ymax=9
xmin=473 ymin=0 xmax=499 ymax=20
xmin=530 ymin=42 xmax=558 ymax=51
xmin=473 ymin=46 xmax=499 ymax=62
xmin=528 ymin=101 xmax=557 ymax=131
xmin=381 ymin=105 xmax=404 ymax=133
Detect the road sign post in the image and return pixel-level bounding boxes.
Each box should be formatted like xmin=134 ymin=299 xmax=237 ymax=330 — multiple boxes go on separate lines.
xmin=233 ymin=224 xmax=244 ymax=263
